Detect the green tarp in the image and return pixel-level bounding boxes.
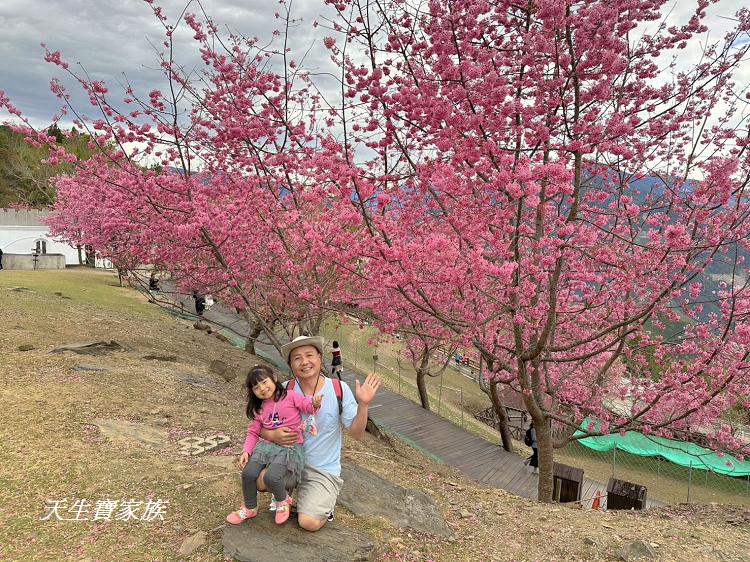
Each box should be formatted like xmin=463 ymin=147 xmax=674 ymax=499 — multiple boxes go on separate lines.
xmin=574 ymin=421 xmax=750 ymax=477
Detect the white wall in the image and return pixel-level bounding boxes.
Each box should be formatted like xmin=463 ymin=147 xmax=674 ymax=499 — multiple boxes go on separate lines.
xmin=0 ymin=225 xmax=81 ymax=265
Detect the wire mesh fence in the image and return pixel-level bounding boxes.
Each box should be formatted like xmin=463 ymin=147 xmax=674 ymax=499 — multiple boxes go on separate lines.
xmin=335 ymin=324 xmax=500 ymax=441
xmin=555 ymin=441 xmax=750 ymax=506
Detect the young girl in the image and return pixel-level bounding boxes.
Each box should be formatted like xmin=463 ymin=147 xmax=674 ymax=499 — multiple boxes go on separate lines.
xmin=226 ymin=364 xmax=322 ymax=525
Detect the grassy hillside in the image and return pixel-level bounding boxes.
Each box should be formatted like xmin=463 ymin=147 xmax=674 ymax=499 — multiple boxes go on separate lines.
xmin=0 ymin=269 xmax=747 ymax=561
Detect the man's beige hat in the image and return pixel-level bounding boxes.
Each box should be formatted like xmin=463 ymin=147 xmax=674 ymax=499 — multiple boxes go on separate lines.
xmin=281 ymin=335 xmax=325 ymax=364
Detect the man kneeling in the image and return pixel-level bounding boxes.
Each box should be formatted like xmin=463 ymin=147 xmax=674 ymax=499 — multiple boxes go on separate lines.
xmin=259 ymin=335 xmax=381 ymax=531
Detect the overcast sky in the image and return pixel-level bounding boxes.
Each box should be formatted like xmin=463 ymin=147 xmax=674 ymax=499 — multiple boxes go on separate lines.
xmin=0 ymin=0 xmax=747 ymax=130
xmin=0 ymin=0 xmax=339 ymax=129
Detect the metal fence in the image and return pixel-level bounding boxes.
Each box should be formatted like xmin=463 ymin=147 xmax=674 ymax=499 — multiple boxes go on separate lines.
xmin=342 ymin=337 xmax=500 ymax=440
xmin=556 ymin=440 xmax=750 ymax=506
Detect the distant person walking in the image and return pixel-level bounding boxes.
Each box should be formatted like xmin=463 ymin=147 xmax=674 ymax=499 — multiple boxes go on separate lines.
xmin=331 ymin=340 xmax=343 ymax=380
xmin=148 ymin=272 xmax=160 ymax=302
xmin=524 ymin=422 xmax=539 ymax=474
xmin=0 ymin=247 xmax=4 ymax=270
xmin=149 ymin=272 xmax=160 ymax=292
xmin=192 ymin=290 xmax=206 ymax=319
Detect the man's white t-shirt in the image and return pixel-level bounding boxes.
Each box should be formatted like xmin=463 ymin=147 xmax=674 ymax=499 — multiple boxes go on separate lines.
xmin=286 ymin=377 xmax=357 ymax=477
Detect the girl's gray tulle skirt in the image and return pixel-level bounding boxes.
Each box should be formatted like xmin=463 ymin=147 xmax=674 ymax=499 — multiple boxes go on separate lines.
xmin=250 ymin=441 xmax=305 ymax=486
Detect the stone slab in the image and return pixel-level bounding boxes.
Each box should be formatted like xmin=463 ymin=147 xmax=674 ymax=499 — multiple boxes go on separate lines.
xmin=52 ymin=341 xmax=128 ymax=356
xmin=223 ymin=515 xmax=376 ymax=562
xmin=94 ymin=419 xmax=168 ymax=450
xmin=339 ymin=462 xmax=452 ymax=537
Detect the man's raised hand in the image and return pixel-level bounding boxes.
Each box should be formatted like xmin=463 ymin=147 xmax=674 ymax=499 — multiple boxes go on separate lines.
xmin=354 ymin=373 xmax=381 ymax=405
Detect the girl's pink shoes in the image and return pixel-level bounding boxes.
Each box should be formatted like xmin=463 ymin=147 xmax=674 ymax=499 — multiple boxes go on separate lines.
xmin=226 ymin=498 xmax=292 ymax=525
xmin=274 ymin=496 xmax=294 ymax=524
xmin=226 ymin=506 xmax=258 ymax=525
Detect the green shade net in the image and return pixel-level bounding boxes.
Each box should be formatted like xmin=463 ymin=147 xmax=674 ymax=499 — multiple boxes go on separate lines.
xmin=574 ymin=419 xmax=750 ymax=477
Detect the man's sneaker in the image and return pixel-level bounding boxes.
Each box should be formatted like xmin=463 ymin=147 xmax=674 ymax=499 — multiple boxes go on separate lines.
xmin=326 ymin=508 xmax=335 ymax=522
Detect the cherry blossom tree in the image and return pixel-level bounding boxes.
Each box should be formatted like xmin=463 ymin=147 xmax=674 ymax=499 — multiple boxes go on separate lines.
xmin=9 ymin=3 xmax=360 ymax=353
xmin=320 ymin=0 xmax=750 ymax=500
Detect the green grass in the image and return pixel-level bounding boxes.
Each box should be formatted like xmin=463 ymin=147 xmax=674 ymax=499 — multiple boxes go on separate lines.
xmin=0 ymin=268 xmax=163 ymax=320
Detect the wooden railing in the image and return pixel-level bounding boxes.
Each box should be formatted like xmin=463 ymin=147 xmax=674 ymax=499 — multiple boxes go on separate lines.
xmin=474 ymin=406 xmax=572 ymax=441
xmin=474 ymin=405 xmax=530 ymax=440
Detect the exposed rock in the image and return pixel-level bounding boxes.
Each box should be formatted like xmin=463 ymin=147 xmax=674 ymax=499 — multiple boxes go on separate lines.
xmin=459 ymin=509 xmax=474 ymax=519
xmin=584 ymin=537 xmax=598 ymax=546
xmin=339 ymin=462 xmax=452 ymax=537
xmin=223 ymin=515 xmax=376 ymax=562
xmin=194 ymin=321 xmax=211 ymax=331
xmin=178 ymin=531 xmax=207 ymax=556
xmin=72 ymin=364 xmax=110 ymax=372
xmin=174 ymin=372 xmax=216 ymax=387
xmin=93 ymin=419 xmax=167 ymax=450
xmin=17 ymin=344 xmax=35 ymax=351
xmin=214 ymin=332 xmax=230 ymax=343
xmin=142 ymin=354 xmax=178 ymax=362
xmin=618 ymin=540 xmax=658 ymax=561
xmin=52 ymin=341 xmax=128 ymax=356
xmin=209 ymin=359 xmax=236 ymax=382
xmin=209 ymin=359 xmax=228 ymax=376
xmin=218 ymin=370 xmax=237 ymax=383
xmin=365 ymin=417 xmax=393 ymax=445
xmin=713 ymin=549 xmax=747 ymax=562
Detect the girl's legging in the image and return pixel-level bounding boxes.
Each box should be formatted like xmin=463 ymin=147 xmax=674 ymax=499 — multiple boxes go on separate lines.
xmin=241 ymin=460 xmax=292 ymax=508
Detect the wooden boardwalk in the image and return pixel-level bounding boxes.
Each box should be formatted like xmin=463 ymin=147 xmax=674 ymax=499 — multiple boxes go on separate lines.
xmin=340 ymin=371 xmax=543 ymax=501
xmin=167 ymin=294 xmax=662 ymax=509
xmin=339 ymin=371 xmax=663 ymax=509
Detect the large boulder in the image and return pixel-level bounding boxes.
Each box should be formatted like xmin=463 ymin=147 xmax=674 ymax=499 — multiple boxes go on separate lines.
xmin=339 ymin=462 xmax=452 ymax=537
xmin=222 ymin=514 xmax=376 ymax=562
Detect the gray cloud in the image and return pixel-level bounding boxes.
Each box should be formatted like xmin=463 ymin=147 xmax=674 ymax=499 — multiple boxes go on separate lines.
xmin=1 ymin=0 xmax=746 ymax=133
xmin=0 ymin=0 xmax=336 ymax=128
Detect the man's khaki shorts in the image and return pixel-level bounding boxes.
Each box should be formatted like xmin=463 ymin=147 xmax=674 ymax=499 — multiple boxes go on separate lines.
xmin=296 ymin=466 xmax=343 ymax=520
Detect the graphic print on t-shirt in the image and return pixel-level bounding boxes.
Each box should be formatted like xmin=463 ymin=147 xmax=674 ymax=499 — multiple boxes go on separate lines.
xmin=266 ymin=410 xmax=283 ymax=428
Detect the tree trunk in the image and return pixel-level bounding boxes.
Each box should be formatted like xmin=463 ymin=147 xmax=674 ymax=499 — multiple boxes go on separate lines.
xmin=489 ymin=382 xmax=515 ymax=453
xmin=533 ymin=414 xmax=554 ymax=503
xmin=309 ymin=312 xmax=324 ymax=337
xmin=416 ymin=368 xmax=430 ymax=410
xmin=244 ymin=322 xmax=262 ymax=355
xmin=366 ymin=417 xmax=393 ymax=446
